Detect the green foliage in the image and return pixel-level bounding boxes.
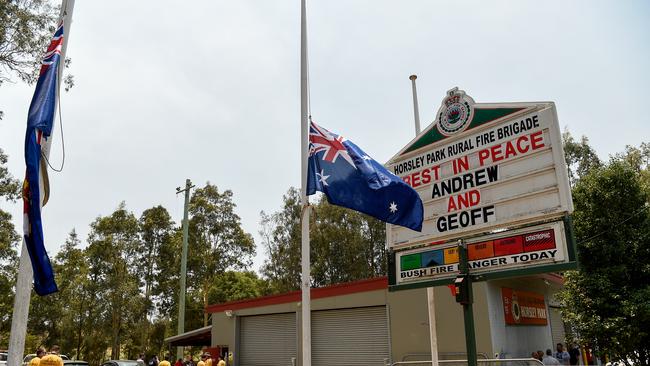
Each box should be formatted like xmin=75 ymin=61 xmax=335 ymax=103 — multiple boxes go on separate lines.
xmin=207 ymin=271 xmax=271 ymax=305
xmin=260 ymin=187 xmax=387 ymax=292
xmin=188 ymin=183 xmax=255 ymax=325
xmin=0 ymin=148 xmax=19 ymax=347
xmin=559 ymin=147 xmax=650 ymax=366
xmin=562 ymin=130 xmax=601 ymax=186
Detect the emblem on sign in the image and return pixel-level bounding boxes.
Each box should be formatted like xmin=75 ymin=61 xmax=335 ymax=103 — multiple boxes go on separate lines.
xmin=435 ymin=87 xmax=475 ymax=136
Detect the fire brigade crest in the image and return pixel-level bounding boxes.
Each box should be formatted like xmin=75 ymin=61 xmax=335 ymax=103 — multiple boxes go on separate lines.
xmin=435 ymin=87 xmax=475 ymax=136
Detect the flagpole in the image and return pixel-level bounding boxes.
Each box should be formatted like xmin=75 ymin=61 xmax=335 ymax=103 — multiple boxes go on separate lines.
xmin=408 ymin=74 xmax=439 ymax=366
xmin=8 ymin=2 xmax=75 ymax=365
xmin=300 ymin=0 xmax=311 ymax=365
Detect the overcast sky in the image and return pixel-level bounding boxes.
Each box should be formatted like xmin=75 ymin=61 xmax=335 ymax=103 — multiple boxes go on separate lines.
xmin=0 ymin=0 xmax=648 ymax=272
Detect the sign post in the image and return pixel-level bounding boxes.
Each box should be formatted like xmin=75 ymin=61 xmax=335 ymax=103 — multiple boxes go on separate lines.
xmin=458 ymin=241 xmax=477 ymax=366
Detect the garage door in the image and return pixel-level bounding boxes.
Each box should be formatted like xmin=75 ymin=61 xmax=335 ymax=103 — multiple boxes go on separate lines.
xmin=312 ymin=306 xmax=389 ymax=366
xmin=549 ymin=306 xmax=566 ymax=346
xmin=240 ymin=312 xmax=296 ymax=366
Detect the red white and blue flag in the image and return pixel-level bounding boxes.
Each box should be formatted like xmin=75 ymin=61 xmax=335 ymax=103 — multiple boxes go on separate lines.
xmin=22 ymin=21 xmax=64 ymax=295
xmin=307 ymin=121 xmax=423 ymax=231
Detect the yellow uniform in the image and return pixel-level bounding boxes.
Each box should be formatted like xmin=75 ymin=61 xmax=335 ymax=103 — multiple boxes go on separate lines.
xmin=28 ymin=357 xmax=41 ymax=366
xmin=197 ymin=361 xmax=205 ymax=366
xmin=39 ymin=355 xmax=63 ymax=366
xmin=159 ymin=361 xmax=171 ymax=366
xmin=205 ymin=358 xmax=212 ymax=366
xmin=217 ymin=360 xmax=225 ymax=366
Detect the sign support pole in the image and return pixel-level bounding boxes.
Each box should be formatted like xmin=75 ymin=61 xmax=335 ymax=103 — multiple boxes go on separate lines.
xmin=458 ymin=240 xmax=478 ymax=366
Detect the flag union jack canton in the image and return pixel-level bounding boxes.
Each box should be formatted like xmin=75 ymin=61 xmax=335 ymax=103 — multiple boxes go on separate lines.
xmin=307 ymin=121 xmax=423 ymax=231
xmin=23 ymin=22 xmax=64 ymax=295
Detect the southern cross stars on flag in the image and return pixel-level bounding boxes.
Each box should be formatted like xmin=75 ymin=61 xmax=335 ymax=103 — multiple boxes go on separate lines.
xmin=307 ymin=121 xmax=423 ymax=231
xmin=23 ymin=21 xmax=65 ymax=296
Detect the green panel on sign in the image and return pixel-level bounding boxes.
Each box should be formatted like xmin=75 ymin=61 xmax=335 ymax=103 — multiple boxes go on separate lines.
xmin=400 ymin=253 xmax=422 ymax=270
xmin=402 ymin=108 xmax=525 ymax=155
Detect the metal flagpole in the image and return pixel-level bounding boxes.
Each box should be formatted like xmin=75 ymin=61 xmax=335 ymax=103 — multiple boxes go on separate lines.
xmin=8 ymin=1 xmax=75 ymax=365
xmin=300 ymin=0 xmax=311 ymax=365
xmin=409 ymin=75 xmax=438 ymax=366
xmin=409 ymin=75 xmax=422 ymax=135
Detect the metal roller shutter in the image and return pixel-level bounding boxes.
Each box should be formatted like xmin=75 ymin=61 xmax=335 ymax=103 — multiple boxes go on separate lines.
xmin=312 ymin=306 xmax=389 ymax=366
xmin=240 ymin=313 xmax=297 ymax=366
xmin=549 ymin=307 xmax=566 ymax=346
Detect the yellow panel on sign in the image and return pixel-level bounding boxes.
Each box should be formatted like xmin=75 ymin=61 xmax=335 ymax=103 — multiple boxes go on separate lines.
xmin=444 ymin=247 xmax=459 ymax=264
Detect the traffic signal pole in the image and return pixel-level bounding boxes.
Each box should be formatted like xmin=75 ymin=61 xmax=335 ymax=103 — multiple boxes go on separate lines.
xmin=458 ymin=240 xmax=478 ymax=366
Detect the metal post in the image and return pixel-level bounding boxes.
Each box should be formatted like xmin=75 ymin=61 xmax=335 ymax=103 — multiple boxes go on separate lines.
xmin=409 ymin=75 xmax=422 ymax=135
xmin=176 ymin=179 xmax=194 ymax=360
xmin=458 ymin=240 xmax=478 ymax=366
xmin=300 ymin=1 xmax=312 ymax=365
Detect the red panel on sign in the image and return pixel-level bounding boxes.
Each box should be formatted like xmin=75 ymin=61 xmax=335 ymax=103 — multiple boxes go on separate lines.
xmin=494 ymin=236 xmax=524 ymax=256
xmin=468 ymin=241 xmax=494 ymax=260
xmin=522 ymin=229 xmax=556 ymax=252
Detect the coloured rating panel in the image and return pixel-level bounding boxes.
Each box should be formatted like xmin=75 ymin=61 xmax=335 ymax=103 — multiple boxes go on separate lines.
xmin=399 ymin=229 xmax=557 ymax=271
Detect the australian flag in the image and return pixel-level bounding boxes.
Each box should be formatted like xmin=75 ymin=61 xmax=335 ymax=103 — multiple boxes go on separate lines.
xmin=307 ymin=121 xmax=423 ymax=231
xmin=22 ymin=22 xmax=64 ymax=295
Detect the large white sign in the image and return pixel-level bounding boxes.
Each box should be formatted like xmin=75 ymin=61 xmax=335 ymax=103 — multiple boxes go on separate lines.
xmin=387 ymin=89 xmax=573 ymax=250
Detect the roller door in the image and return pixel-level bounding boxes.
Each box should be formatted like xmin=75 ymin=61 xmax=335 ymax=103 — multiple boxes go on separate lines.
xmin=240 ymin=312 xmax=297 ymax=366
xmin=312 ymin=306 xmax=389 ymax=366
xmin=549 ymin=306 xmax=566 ymax=346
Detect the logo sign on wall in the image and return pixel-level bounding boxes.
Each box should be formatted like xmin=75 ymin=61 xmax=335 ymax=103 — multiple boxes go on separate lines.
xmin=501 ymin=288 xmax=548 ymax=326
xmin=386 ymin=88 xmax=573 ymax=250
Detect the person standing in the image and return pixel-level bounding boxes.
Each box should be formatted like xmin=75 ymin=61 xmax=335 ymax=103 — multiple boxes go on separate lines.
xmin=159 ymin=356 xmax=171 ymax=366
xmin=149 ymin=355 xmax=159 ymax=366
xmin=38 ymin=354 xmax=63 ymax=366
xmin=216 ymin=356 xmax=225 ymax=366
xmin=175 ymin=359 xmax=183 ymax=366
xmin=197 ymin=354 xmax=207 ymax=366
xmin=555 ymin=343 xmax=570 ymax=365
xmin=28 ymin=348 xmax=47 ymax=366
xmin=137 ymin=354 xmax=146 ymax=366
xmin=569 ymin=344 xmax=581 ymax=365
xmin=543 ymin=349 xmax=561 ymax=366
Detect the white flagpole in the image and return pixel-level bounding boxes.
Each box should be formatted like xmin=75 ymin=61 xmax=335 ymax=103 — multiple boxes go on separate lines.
xmin=300 ymin=0 xmax=311 ymax=365
xmin=8 ymin=2 xmax=75 ymax=365
xmin=408 ymin=74 xmax=439 ymax=366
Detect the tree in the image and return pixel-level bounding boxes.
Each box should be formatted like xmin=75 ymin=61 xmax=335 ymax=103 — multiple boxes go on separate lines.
xmin=559 ymin=148 xmax=650 ymax=366
xmin=187 ymin=183 xmax=255 ymax=326
xmin=562 ymin=130 xmax=602 ymax=186
xmin=0 ymin=148 xmax=20 ymax=347
xmin=137 ymin=206 xmax=174 ymax=352
xmin=86 ymin=203 xmax=142 ymax=360
xmin=260 ymin=187 xmax=302 ymax=293
xmin=0 ymin=0 xmax=74 ymax=119
xmin=207 ymin=271 xmax=271 ymax=305
xmin=260 ymin=187 xmax=387 ymax=292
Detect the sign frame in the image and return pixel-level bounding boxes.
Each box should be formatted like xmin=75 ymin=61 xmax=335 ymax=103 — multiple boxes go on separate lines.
xmin=386 ymin=96 xmax=574 ymax=251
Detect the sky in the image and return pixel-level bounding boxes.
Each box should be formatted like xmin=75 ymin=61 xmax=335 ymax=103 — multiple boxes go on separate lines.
xmin=0 ymin=0 xmax=648 ymax=273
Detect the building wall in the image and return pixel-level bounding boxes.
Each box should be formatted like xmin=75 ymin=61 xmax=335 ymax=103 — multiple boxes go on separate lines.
xmin=387 ymin=283 xmax=493 ymax=362
xmin=485 ymin=277 xmax=560 ymax=358
xmin=210 ymin=277 xmax=560 ymax=364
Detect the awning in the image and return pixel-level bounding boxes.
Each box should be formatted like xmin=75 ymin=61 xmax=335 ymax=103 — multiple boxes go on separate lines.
xmin=165 ymin=326 xmax=211 ymax=347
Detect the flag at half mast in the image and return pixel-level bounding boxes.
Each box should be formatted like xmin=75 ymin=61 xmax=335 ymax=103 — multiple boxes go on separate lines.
xmin=307 ymin=121 xmax=423 ymax=231
xmin=22 ymin=21 xmax=65 ymax=296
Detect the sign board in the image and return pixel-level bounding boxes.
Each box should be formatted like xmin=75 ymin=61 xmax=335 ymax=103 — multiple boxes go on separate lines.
xmin=395 ymin=221 xmax=568 ymax=285
xmin=501 ymin=288 xmax=548 ymax=325
xmin=386 ymin=88 xmax=573 ymax=250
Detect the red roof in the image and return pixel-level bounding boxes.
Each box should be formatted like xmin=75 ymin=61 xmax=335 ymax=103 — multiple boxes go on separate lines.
xmin=206 ymin=276 xmax=388 ymax=313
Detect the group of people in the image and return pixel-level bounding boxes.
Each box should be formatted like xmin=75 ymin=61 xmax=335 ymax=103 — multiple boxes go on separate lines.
xmin=532 ymin=343 xmax=581 ymax=366
xmin=27 ymin=345 xmax=64 ymax=366
xmin=138 ymin=352 xmax=225 ymax=366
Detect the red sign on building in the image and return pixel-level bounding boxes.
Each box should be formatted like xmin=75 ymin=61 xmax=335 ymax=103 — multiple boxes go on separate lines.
xmin=502 ymin=288 xmax=548 ymax=325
